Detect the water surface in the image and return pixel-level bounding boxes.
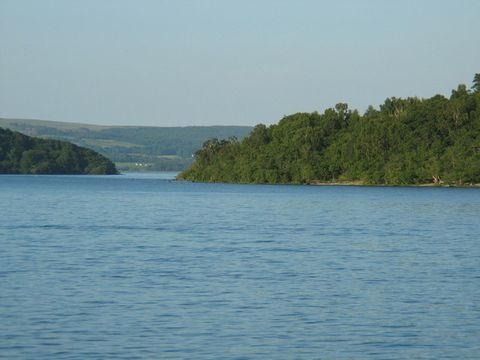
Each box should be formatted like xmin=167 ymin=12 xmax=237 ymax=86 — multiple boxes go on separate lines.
xmin=1 ymin=173 xmax=479 ymax=359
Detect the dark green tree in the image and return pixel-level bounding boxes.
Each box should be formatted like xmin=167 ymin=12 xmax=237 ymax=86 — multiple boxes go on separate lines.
xmin=473 ymin=73 xmax=480 ymax=92
xmin=0 ymin=128 xmax=118 ymax=175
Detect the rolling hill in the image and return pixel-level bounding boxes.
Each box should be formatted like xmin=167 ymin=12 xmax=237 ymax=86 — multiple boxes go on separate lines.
xmin=0 ymin=118 xmax=252 ymax=171
xmin=0 ymin=127 xmax=117 ymax=175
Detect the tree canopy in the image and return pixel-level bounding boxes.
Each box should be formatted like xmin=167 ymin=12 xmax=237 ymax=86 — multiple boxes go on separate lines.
xmin=0 ymin=128 xmax=118 ymax=175
xmin=178 ymin=76 xmax=480 ymax=186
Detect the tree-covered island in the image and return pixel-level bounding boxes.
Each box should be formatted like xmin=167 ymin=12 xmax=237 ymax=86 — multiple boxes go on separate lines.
xmin=178 ymin=75 xmax=480 ymax=186
xmin=0 ymin=128 xmax=118 ymax=174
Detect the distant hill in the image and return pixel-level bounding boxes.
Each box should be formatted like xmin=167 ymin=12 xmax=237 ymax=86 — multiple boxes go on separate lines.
xmin=0 ymin=127 xmax=117 ymax=175
xmin=0 ymin=118 xmax=252 ymax=171
xmin=179 ymin=77 xmax=480 ymax=186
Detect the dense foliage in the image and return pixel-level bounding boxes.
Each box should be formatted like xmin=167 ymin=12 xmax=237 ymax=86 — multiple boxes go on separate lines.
xmin=0 ymin=128 xmax=117 ymax=174
xmin=0 ymin=119 xmax=252 ymax=171
xmin=179 ymin=77 xmax=480 ymax=185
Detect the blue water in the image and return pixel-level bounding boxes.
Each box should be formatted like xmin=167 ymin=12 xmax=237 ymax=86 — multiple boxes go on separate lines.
xmin=1 ymin=173 xmax=479 ymax=359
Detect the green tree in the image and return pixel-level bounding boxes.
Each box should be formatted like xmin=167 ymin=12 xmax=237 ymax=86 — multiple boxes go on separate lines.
xmin=178 ymin=75 xmax=480 ymax=186
xmin=473 ymin=73 xmax=480 ymax=92
xmin=0 ymin=128 xmax=117 ymax=174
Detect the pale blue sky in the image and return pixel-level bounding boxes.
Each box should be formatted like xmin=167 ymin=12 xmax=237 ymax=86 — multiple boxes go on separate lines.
xmin=1 ymin=0 xmax=479 ymax=126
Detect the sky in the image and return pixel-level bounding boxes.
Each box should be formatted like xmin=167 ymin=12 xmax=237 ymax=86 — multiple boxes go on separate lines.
xmin=1 ymin=0 xmax=479 ymax=127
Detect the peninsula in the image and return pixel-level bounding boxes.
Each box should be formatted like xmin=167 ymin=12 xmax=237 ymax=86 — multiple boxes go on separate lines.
xmin=178 ymin=75 xmax=480 ymax=186
xmin=0 ymin=128 xmax=117 ymax=175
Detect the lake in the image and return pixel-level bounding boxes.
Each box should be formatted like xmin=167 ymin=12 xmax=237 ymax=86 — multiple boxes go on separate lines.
xmin=1 ymin=173 xmax=479 ymax=359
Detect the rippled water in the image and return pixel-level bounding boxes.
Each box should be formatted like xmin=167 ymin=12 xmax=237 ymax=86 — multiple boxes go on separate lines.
xmin=1 ymin=173 xmax=479 ymax=359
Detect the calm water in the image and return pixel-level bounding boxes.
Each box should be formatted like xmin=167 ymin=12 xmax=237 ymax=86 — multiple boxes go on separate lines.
xmin=1 ymin=173 xmax=479 ymax=359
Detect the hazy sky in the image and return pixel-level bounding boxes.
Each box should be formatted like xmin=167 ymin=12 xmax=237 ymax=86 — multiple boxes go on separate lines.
xmin=1 ymin=0 xmax=479 ymax=126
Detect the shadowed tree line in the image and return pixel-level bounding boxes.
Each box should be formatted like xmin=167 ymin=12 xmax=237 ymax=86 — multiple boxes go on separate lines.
xmin=0 ymin=128 xmax=117 ymax=174
xmin=179 ymin=75 xmax=480 ymax=185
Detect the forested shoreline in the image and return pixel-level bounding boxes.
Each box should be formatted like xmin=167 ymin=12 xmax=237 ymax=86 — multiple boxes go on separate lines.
xmin=179 ymin=76 xmax=480 ymax=186
xmin=0 ymin=128 xmax=117 ymax=175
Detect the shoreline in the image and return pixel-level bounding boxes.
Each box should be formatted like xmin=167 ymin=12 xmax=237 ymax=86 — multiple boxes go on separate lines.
xmin=176 ymin=177 xmax=480 ymax=188
xmin=308 ymin=180 xmax=480 ymax=188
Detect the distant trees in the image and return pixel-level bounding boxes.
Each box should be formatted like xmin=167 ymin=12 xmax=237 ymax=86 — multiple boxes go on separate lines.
xmin=179 ymin=75 xmax=480 ymax=185
xmin=0 ymin=120 xmax=253 ymax=172
xmin=0 ymin=128 xmax=118 ymax=175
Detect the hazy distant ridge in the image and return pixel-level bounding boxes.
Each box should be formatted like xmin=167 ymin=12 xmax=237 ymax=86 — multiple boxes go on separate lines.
xmin=0 ymin=118 xmax=252 ymax=171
